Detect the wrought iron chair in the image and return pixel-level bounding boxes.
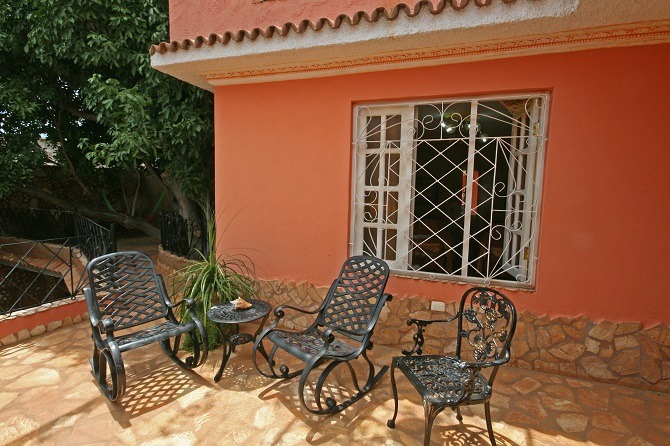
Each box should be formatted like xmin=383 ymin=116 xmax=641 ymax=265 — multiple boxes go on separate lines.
xmin=84 ymin=251 xmax=208 ymax=401
xmin=387 ymin=287 xmax=516 ymax=446
xmin=252 ymin=255 xmax=392 ymax=415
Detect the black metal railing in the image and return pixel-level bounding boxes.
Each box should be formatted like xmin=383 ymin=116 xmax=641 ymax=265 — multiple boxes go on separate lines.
xmin=74 ymin=213 xmax=117 ymax=260
xmin=0 ymin=238 xmax=77 ymax=316
xmin=159 ymin=211 xmax=207 ymax=259
xmin=0 ymin=207 xmax=116 ymax=316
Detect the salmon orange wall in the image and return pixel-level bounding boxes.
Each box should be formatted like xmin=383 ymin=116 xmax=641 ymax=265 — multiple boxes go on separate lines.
xmin=169 ymin=0 xmax=406 ymax=41
xmin=0 ymin=301 xmax=86 ymax=340
xmin=214 ymin=43 xmax=670 ymax=326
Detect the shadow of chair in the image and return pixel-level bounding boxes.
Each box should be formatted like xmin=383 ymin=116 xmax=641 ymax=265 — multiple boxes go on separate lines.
xmin=112 ymin=358 xmax=211 ymax=422
xmin=252 ymin=255 xmax=392 ymax=415
xmin=387 ymin=287 xmax=517 ymax=446
xmin=256 ymin=373 xmax=388 ymax=445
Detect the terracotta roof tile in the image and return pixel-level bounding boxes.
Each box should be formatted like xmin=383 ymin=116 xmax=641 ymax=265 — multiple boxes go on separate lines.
xmin=150 ymin=0 xmax=520 ymax=55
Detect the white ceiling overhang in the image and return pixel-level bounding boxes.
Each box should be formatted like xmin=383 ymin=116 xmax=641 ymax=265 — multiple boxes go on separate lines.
xmin=150 ymin=0 xmax=670 ymax=91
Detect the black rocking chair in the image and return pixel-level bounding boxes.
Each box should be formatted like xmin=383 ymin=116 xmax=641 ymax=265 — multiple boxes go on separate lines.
xmin=387 ymin=287 xmax=516 ymax=446
xmin=252 ymin=255 xmax=392 ymax=415
xmin=84 ymin=251 xmax=208 ymax=401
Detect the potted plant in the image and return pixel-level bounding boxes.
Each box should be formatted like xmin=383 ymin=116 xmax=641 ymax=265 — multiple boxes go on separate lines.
xmin=176 ymin=208 xmax=257 ymax=348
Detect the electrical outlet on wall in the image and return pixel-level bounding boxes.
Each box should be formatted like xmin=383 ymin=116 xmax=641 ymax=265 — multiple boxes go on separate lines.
xmin=430 ymin=301 xmax=446 ymax=311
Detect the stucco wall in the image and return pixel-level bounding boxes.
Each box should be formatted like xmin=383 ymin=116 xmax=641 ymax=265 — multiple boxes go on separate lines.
xmin=214 ymin=43 xmax=670 ymax=326
xmin=169 ymin=0 xmax=408 ymax=41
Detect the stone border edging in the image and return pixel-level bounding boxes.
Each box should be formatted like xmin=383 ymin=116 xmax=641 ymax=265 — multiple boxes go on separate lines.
xmin=0 ymin=297 xmax=88 ymax=347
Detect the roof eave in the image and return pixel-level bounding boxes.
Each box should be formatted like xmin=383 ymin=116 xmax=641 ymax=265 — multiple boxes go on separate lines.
xmin=150 ymin=0 xmax=670 ymax=90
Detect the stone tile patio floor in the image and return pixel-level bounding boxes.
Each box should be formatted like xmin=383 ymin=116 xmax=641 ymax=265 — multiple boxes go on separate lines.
xmin=1 ymin=321 xmax=668 ymax=446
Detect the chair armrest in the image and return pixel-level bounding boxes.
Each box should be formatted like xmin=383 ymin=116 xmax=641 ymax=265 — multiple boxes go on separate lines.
xmin=309 ymin=326 xmax=365 ymax=360
xmin=167 ymin=297 xmax=195 ymax=310
xmin=173 ymin=298 xmax=200 ymax=324
xmin=357 ymin=292 xmax=393 ymax=336
xmin=462 ymin=353 xmax=511 ymax=370
xmin=402 ymin=312 xmax=459 ymax=356
xmin=320 ymin=326 xmax=362 ymax=343
xmin=95 ymin=318 xmax=117 ymax=342
xmin=158 ymin=274 xmax=183 ymax=309
xmin=98 ymin=317 xmax=114 ymax=331
xmin=84 ymin=286 xmax=100 ymax=327
xmin=273 ymin=303 xmax=320 ymax=319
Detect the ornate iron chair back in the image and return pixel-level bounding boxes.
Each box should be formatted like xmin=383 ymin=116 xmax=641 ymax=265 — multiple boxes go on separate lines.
xmin=455 ymin=287 xmax=517 ymax=374
xmin=87 ymin=251 xmax=169 ymax=331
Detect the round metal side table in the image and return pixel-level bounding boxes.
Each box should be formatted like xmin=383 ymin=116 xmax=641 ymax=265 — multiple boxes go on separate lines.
xmin=207 ymin=299 xmax=271 ymax=382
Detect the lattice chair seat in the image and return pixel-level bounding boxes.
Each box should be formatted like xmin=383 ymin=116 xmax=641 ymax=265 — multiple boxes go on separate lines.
xmin=84 ymin=251 xmax=208 ymax=401
xmin=252 ymin=255 xmax=392 ymax=415
xmin=116 ymin=320 xmax=198 ymax=352
xmin=266 ymin=329 xmax=359 ymax=362
xmin=387 ymin=287 xmax=517 ymax=446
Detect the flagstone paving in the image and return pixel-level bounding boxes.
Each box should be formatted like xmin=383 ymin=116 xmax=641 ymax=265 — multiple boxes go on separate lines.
xmin=0 ymin=321 xmax=668 ymax=445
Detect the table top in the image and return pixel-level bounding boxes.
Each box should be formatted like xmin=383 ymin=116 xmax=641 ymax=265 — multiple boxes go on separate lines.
xmin=207 ymin=299 xmax=271 ymax=324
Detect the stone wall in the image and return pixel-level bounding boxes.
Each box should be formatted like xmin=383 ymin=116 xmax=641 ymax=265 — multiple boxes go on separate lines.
xmin=254 ymin=279 xmax=670 ymax=394
xmin=157 ymin=249 xmax=670 ymax=393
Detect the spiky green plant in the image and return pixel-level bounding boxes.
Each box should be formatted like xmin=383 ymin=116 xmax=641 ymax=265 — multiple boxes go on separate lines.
xmin=176 ymin=207 xmax=257 ymax=348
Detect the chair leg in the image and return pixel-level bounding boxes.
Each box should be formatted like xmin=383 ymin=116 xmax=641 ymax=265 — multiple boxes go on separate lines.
xmin=161 ymin=332 xmax=201 ymax=369
xmin=387 ymin=358 xmax=399 ymax=429
xmin=252 ymin=337 xmax=304 ymax=380
xmin=485 ymin=402 xmax=496 ymax=446
xmin=298 ymin=351 xmax=389 ymax=415
xmin=423 ymin=401 xmax=442 ymax=446
xmin=90 ymin=345 xmax=126 ymax=401
xmin=298 ymin=356 xmax=329 ymax=414
xmin=456 ymin=406 xmax=463 ymax=421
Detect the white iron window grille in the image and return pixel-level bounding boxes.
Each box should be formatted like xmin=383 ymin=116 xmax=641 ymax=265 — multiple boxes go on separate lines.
xmin=351 ymin=94 xmax=549 ymax=287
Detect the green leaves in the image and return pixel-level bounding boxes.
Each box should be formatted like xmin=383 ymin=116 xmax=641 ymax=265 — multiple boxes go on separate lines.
xmin=0 ymin=0 xmax=213 ymax=202
xmin=0 ymin=142 xmax=45 ymax=197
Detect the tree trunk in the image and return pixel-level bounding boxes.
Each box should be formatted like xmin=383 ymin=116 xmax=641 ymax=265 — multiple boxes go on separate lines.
xmin=143 ymin=162 xmax=202 ymax=223
xmin=162 ymin=174 xmax=201 ymax=224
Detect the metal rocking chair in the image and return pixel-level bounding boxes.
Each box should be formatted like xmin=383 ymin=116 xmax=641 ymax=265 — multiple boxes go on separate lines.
xmin=387 ymin=287 xmax=517 ymax=446
xmin=84 ymin=251 xmax=208 ymax=401
xmin=252 ymin=255 xmax=392 ymax=415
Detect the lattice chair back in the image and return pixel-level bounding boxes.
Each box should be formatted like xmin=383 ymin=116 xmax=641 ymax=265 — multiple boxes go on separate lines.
xmin=317 ymin=255 xmax=390 ymax=340
xmin=455 ymin=287 xmax=517 ymax=366
xmin=87 ymin=251 xmax=168 ymax=331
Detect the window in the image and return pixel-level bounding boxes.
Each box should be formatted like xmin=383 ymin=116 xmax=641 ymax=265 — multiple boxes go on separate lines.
xmin=351 ymin=94 xmax=549 ymax=287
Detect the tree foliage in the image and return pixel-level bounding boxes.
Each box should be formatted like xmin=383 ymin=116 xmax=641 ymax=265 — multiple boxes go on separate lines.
xmin=0 ymin=0 xmax=213 ymax=232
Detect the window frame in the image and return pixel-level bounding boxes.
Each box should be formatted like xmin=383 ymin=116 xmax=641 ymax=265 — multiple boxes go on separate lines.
xmin=349 ymin=93 xmax=550 ymax=289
